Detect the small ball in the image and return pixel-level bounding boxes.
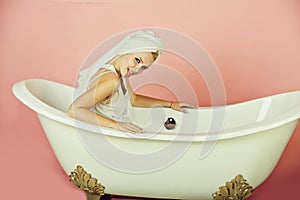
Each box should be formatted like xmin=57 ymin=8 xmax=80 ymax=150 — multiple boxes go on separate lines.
xmin=164 ymin=117 xmax=176 ymax=130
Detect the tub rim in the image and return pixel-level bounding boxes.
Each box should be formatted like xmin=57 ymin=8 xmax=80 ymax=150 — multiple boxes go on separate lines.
xmin=12 ymin=78 xmax=300 ymax=142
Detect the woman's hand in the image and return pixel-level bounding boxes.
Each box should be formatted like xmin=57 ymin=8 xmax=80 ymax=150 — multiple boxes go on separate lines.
xmin=170 ymin=102 xmax=197 ymax=113
xmin=113 ymin=121 xmax=144 ymax=133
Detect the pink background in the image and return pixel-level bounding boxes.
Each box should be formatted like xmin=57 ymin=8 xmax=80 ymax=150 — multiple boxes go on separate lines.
xmin=1 ymin=0 xmax=300 ymax=199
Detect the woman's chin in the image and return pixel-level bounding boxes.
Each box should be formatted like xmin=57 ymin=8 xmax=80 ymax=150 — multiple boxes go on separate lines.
xmin=120 ymin=69 xmax=128 ymax=77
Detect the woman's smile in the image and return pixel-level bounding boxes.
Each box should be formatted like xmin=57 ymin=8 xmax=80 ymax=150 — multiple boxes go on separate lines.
xmin=125 ymin=68 xmax=134 ymax=77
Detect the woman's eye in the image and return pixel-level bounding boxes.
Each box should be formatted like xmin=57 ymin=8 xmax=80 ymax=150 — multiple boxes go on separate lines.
xmin=135 ymin=57 xmax=141 ymax=64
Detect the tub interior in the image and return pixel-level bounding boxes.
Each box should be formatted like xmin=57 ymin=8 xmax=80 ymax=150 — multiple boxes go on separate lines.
xmin=24 ymin=79 xmax=300 ymax=134
xmin=26 ymin=79 xmax=74 ymax=112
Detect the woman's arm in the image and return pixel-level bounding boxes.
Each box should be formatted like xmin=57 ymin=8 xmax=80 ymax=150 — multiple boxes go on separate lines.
xmin=131 ymin=94 xmax=171 ymax=108
xmin=67 ymin=73 xmax=143 ymax=133
xmin=131 ymin=94 xmax=192 ymax=113
xmin=125 ymin=78 xmax=194 ymax=113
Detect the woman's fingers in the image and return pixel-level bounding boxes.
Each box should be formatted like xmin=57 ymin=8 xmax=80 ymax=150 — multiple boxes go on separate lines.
xmin=172 ymin=103 xmax=187 ymax=113
xmin=116 ymin=122 xmax=143 ymax=133
xmin=180 ymin=102 xmax=197 ymax=108
xmin=125 ymin=123 xmax=144 ymax=133
xmin=171 ymin=102 xmax=198 ymax=113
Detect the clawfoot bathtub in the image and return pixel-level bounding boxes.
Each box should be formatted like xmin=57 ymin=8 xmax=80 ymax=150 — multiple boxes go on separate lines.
xmin=13 ymin=79 xmax=300 ymax=200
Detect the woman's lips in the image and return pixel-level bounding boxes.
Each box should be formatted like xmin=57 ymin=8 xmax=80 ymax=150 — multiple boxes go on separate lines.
xmin=126 ymin=69 xmax=134 ymax=77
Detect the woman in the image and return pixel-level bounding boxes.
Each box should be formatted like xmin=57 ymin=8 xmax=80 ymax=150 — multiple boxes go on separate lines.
xmin=67 ymin=30 xmax=193 ymax=133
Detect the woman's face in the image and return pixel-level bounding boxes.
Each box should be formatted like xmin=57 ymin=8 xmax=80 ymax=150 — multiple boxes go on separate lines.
xmin=119 ymin=52 xmax=155 ymax=77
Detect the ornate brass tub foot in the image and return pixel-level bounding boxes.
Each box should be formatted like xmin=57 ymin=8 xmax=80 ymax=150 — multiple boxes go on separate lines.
xmin=212 ymin=174 xmax=253 ymax=200
xmin=69 ymin=165 xmax=106 ymax=200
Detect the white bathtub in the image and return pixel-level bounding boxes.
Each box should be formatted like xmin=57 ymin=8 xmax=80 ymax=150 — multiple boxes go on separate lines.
xmin=13 ymin=79 xmax=300 ymax=199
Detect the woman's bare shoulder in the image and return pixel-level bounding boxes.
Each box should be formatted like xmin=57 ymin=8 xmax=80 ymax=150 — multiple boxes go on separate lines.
xmin=89 ymin=69 xmax=119 ymax=88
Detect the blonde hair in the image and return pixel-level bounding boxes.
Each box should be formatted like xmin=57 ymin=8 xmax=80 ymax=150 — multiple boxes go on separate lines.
xmin=151 ymin=51 xmax=160 ymax=62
